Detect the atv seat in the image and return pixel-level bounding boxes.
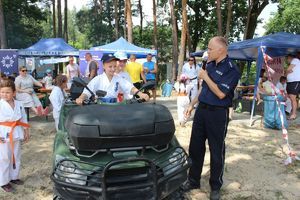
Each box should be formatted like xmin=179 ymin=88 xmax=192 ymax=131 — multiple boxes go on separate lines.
xmin=65 ymin=104 xmax=175 ymax=151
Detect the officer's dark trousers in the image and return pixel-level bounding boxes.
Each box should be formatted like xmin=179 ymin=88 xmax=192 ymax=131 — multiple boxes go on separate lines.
xmin=188 ymin=104 xmax=229 ymax=190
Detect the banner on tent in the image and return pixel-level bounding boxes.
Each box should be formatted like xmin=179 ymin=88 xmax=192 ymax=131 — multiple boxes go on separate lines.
xmin=79 ymin=50 xmax=103 ymax=77
xmin=263 ymin=56 xmax=284 ymax=83
xmin=0 ymin=50 xmax=18 ymax=75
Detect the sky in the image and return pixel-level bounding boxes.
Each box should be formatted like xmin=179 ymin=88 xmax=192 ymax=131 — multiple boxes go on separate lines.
xmin=67 ymin=0 xmax=278 ymax=37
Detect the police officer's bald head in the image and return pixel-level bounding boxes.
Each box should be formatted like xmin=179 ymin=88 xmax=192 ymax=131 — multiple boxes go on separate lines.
xmin=211 ymin=36 xmax=228 ymax=49
xmin=208 ymin=36 xmax=228 ymax=63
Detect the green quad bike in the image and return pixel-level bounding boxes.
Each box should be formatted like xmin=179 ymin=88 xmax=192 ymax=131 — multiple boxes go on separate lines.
xmin=51 ymin=78 xmax=191 ymax=200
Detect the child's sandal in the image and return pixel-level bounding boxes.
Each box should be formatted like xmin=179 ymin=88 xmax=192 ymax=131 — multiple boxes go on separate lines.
xmin=1 ymin=183 xmax=13 ymax=192
xmin=10 ymin=179 xmax=24 ymax=185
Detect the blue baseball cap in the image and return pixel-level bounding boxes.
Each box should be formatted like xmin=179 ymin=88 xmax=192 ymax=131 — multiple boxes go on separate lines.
xmin=46 ymin=69 xmax=52 ymax=73
xmin=101 ymin=54 xmax=118 ymax=63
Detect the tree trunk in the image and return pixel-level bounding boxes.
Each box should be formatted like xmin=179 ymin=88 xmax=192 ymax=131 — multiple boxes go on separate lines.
xmin=178 ymin=0 xmax=188 ymax=76
xmin=216 ymin=0 xmax=223 ymax=36
xmin=244 ymin=0 xmax=269 ymax=39
xmin=169 ymin=0 xmax=178 ymax=81
xmin=57 ymin=0 xmax=62 ymax=38
xmin=64 ymin=0 xmax=68 ymax=42
xmin=113 ymin=0 xmax=119 ymax=39
xmin=52 ymin=0 xmax=56 ymax=37
xmin=0 ymin=0 xmax=7 ymax=48
xmin=138 ymin=0 xmax=143 ymax=38
xmin=225 ymin=0 xmax=232 ymax=38
xmin=125 ymin=0 xmax=133 ymax=43
xmin=186 ymin=21 xmax=192 ymax=55
xmin=152 ymin=0 xmax=158 ymax=82
xmin=153 ymin=0 xmax=157 ymax=49
xmin=124 ymin=0 xmax=127 ymax=39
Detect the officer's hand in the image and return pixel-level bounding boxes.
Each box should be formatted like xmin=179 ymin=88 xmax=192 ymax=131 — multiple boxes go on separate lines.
xmin=184 ymin=104 xmax=194 ymax=118
xmin=198 ymin=68 xmax=208 ymax=80
xmin=75 ymin=97 xmax=84 ymax=105
xmin=140 ymin=92 xmax=150 ymax=102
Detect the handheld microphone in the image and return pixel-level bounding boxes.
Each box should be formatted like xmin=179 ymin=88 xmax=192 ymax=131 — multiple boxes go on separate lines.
xmin=201 ymin=51 xmax=208 ymax=70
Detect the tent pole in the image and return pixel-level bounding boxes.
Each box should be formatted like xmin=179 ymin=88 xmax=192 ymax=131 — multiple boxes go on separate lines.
xmin=246 ymin=61 xmax=251 ymax=85
xmin=249 ymin=47 xmax=264 ymax=126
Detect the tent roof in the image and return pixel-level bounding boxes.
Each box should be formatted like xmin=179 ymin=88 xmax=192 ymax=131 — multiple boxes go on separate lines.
xmin=18 ymin=38 xmax=78 ymax=56
xmin=191 ymin=32 xmax=300 ymax=61
xmin=190 ymin=50 xmax=205 ymax=57
xmin=90 ymin=37 xmax=157 ymax=57
xmin=228 ymin=32 xmax=300 ymax=60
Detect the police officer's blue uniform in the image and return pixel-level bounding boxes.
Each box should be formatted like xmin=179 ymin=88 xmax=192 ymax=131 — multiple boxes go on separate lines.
xmin=188 ymin=56 xmax=240 ymax=191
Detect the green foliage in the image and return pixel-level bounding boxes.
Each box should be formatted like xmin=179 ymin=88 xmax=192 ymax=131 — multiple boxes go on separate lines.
xmin=133 ymin=25 xmax=173 ymax=82
xmin=265 ymin=0 xmax=300 ymax=34
xmin=75 ymin=0 xmax=125 ymax=47
xmin=2 ymin=0 xmax=48 ymax=48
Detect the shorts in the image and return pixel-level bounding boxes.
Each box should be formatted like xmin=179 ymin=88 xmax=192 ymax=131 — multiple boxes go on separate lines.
xmin=146 ymin=79 xmax=157 ymax=89
xmin=287 ymin=81 xmax=300 ymax=95
xmin=133 ymin=82 xmax=142 ymax=89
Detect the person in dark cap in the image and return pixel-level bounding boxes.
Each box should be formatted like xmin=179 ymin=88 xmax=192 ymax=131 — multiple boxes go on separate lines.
xmin=76 ymin=54 xmax=150 ymax=105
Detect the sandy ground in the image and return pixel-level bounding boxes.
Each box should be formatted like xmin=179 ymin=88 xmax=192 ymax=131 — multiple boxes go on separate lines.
xmin=1 ymin=96 xmax=300 ymax=200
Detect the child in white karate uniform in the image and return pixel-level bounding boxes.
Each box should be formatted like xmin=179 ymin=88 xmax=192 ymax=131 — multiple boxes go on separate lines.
xmin=0 ymin=80 xmax=30 ymax=192
xmin=174 ymin=74 xmax=193 ymax=127
xmin=76 ymin=54 xmax=149 ymax=105
xmin=49 ymin=75 xmax=68 ymax=131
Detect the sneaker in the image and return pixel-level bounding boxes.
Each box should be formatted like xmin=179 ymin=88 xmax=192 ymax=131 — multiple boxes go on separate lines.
xmin=181 ymin=180 xmax=200 ymax=192
xmin=42 ymin=107 xmax=49 ymax=116
xmin=1 ymin=183 xmax=13 ymax=192
xmin=10 ymin=179 xmax=24 ymax=185
xmin=210 ymin=190 xmax=221 ymax=200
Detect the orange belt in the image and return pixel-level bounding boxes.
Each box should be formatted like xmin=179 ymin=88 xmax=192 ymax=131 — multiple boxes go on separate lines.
xmin=0 ymin=120 xmax=30 ymax=169
xmin=178 ymin=92 xmax=188 ymax=96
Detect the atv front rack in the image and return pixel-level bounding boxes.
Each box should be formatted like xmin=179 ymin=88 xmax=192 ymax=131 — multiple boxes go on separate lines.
xmin=51 ymin=147 xmax=190 ymax=200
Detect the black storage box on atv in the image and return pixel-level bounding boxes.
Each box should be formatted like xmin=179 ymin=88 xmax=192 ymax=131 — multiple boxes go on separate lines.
xmin=65 ymin=103 xmax=175 ymax=151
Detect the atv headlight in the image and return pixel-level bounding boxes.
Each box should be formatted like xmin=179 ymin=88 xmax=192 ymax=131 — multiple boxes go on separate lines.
xmin=55 ymin=160 xmax=87 ymax=186
xmin=163 ymin=148 xmax=186 ymax=176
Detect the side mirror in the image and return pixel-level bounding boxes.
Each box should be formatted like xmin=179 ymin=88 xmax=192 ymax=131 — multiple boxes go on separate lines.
xmin=72 ymin=77 xmax=95 ymax=100
xmin=73 ymin=77 xmax=88 ymax=88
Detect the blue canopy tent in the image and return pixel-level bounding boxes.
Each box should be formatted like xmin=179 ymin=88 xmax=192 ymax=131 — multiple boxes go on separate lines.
xmin=18 ymin=38 xmax=78 ymax=56
xmin=90 ymin=37 xmax=157 ymax=58
xmin=228 ymin=32 xmax=300 ymax=125
xmin=190 ymin=50 xmax=205 ymax=57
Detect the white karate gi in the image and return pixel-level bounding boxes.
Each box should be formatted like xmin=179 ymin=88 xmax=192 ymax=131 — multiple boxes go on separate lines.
xmin=83 ymin=73 xmax=134 ymax=99
xmin=49 ymin=86 xmax=66 ymax=131
xmin=174 ymin=82 xmax=193 ymax=123
xmin=0 ymin=99 xmax=27 ymax=186
xmin=182 ymin=62 xmax=200 ymax=101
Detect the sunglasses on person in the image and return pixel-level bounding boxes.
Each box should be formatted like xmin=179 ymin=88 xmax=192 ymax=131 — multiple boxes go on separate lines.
xmin=189 ymin=59 xmax=194 ymax=61
xmin=21 ymin=69 xmax=27 ymax=72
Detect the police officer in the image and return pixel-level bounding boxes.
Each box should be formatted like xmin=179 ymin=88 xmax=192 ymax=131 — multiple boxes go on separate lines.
xmin=183 ymin=36 xmax=240 ymax=200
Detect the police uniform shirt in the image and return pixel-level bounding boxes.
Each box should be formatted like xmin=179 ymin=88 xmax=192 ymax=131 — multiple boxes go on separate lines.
xmin=83 ymin=73 xmax=134 ymax=99
xmin=199 ymin=56 xmax=240 ymax=107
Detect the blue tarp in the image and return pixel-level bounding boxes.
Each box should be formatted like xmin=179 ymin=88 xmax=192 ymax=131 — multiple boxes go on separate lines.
xmin=191 ymin=32 xmax=300 ymax=61
xmin=190 ymin=50 xmax=205 ymax=57
xmin=228 ymin=32 xmax=300 ymax=61
xmin=18 ymin=38 xmax=78 ymax=56
xmin=90 ymin=37 xmax=157 ymax=58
